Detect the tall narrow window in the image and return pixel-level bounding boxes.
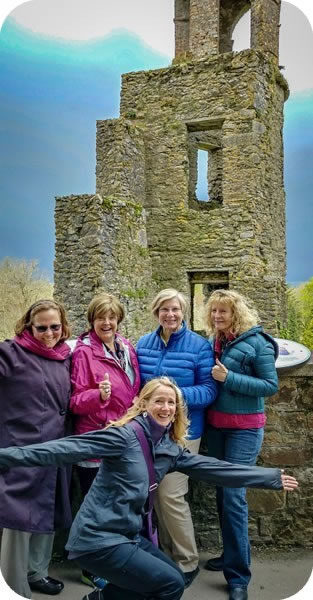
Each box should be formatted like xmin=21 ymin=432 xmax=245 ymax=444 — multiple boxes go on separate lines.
xmin=196 ymin=150 xmax=209 ymax=202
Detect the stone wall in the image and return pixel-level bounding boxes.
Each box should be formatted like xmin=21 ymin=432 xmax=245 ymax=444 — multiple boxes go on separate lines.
xmin=54 ymin=191 xmax=155 ymax=342
xmin=120 ymin=49 xmax=288 ymax=333
xmin=174 ymin=0 xmax=281 ymax=59
xmin=190 ymin=362 xmax=313 ymax=549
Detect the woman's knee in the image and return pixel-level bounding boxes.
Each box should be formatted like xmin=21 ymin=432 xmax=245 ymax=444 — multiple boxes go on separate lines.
xmin=158 ymin=569 xmax=185 ymax=599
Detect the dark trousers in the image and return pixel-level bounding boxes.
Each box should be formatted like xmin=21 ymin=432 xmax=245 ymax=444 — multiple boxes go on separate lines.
xmin=76 ymin=535 xmax=185 ymax=599
xmin=207 ymin=425 xmax=264 ymax=589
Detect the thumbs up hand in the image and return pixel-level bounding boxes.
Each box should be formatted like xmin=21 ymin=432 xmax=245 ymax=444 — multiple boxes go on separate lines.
xmin=212 ymin=358 xmax=228 ymax=382
xmin=99 ymin=372 xmax=111 ymax=402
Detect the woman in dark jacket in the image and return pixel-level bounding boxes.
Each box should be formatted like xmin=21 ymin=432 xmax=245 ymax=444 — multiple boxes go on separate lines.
xmin=136 ymin=289 xmax=217 ymax=586
xmin=204 ymin=290 xmax=279 ymax=600
xmin=0 ymin=299 xmax=72 ymax=598
xmin=0 ymin=377 xmax=297 ymax=600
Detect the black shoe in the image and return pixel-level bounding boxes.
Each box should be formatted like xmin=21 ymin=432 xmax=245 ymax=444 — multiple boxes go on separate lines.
xmin=29 ymin=577 xmax=64 ymax=595
xmin=229 ymin=587 xmax=248 ymax=600
xmin=204 ymin=555 xmax=224 ymax=571
xmin=183 ymin=566 xmax=200 ymax=588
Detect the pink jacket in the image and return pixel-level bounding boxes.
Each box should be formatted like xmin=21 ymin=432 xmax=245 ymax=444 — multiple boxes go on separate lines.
xmin=70 ymin=330 xmax=140 ymax=436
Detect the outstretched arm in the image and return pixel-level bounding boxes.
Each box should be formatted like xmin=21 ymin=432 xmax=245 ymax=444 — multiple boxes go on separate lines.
xmin=174 ymin=451 xmax=298 ymax=491
xmin=0 ymin=427 xmax=129 ymax=469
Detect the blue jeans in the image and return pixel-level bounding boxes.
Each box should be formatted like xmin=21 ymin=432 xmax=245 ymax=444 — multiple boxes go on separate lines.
xmin=76 ymin=535 xmax=185 ymax=599
xmin=207 ymin=426 xmax=264 ymax=589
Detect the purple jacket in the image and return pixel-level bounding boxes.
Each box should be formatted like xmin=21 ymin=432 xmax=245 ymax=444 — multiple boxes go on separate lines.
xmin=0 ymin=340 xmax=72 ymax=533
xmin=70 ymin=330 xmax=140 ymax=436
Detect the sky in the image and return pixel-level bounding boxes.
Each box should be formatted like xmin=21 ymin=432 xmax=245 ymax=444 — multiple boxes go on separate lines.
xmin=0 ymin=1 xmax=313 ymax=285
xmin=0 ymin=3 xmax=312 ymax=600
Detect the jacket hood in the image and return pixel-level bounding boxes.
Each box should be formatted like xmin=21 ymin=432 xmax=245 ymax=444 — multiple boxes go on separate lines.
xmin=229 ymin=326 xmax=279 ymax=360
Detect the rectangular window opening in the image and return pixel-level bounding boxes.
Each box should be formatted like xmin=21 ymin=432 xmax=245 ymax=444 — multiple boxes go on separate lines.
xmin=189 ymin=271 xmax=229 ymax=335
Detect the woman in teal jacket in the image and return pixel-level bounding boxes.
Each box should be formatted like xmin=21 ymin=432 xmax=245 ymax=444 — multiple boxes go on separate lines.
xmin=204 ymin=290 xmax=279 ymax=600
xmin=0 ymin=376 xmax=296 ymax=600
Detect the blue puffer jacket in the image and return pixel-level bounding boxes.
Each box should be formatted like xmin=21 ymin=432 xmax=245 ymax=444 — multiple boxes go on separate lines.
xmin=209 ymin=326 xmax=279 ymax=414
xmin=136 ymin=322 xmax=217 ymax=439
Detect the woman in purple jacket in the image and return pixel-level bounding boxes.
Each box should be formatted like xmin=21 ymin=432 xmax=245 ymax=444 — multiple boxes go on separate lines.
xmin=70 ymin=293 xmax=140 ymax=589
xmin=0 ymin=299 xmax=72 ymax=598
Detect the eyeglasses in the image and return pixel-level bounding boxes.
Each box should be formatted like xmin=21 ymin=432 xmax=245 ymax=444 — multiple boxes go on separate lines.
xmin=32 ymin=324 xmax=62 ymax=333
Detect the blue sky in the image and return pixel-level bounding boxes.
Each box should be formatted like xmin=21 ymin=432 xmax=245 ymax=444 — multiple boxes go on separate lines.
xmin=0 ymin=0 xmax=312 ymax=286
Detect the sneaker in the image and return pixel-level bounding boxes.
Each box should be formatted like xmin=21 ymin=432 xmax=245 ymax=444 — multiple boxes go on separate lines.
xmin=183 ymin=566 xmax=200 ymax=589
xmin=81 ymin=572 xmax=108 ymax=590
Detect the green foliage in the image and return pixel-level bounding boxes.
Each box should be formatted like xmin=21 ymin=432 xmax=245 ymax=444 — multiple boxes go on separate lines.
xmin=0 ymin=257 xmax=53 ymax=341
xmin=299 ymin=277 xmax=313 ymax=349
xmin=278 ymin=278 xmax=313 ymax=349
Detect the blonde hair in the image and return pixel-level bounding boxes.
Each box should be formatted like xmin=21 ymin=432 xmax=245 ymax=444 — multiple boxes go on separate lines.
xmin=107 ymin=377 xmax=189 ymax=446
xmin=15 ymin=299 xmax=71 ymax=342
xmin=151 ymin=288 xmax=189 ymax=319
xmin=87 ymin=293 xmax=125 ymax=327
xmin=205 ymin=289 xmax=259 ymax=336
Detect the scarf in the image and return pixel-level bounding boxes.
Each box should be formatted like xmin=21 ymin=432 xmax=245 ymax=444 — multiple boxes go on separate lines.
xmin=14 ymin=329 xmax=71 ymax=361
xmin=214 ymin=332 xmax=236 ymax=360
xmin=104 ymin=337 xmax=127 ymax=372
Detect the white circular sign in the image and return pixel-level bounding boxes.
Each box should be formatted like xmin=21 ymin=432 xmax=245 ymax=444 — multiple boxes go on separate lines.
xmin=274 ymin=338 xmax=311 ymax=370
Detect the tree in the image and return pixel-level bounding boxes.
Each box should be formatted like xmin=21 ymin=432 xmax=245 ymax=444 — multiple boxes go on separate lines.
xmin=0 ymin=258 xmax=53 ymax=341
xmin=299 ymin=277 xmax=313 ymax=349
xmin=278 ymin=286 xmax=304 ymax=343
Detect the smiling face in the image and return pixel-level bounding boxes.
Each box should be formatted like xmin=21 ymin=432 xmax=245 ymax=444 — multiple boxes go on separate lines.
xmin=145 ymin=384 xmax=177 ymax=427
xmin=211 ymin=302 xmax=233 ymax=335
xmin=31 ymin=308 xmax=62 ymax=348
xmin=158 ymin=297 xmax=183 ymax=336
xmin=93 ymin=310 xmax=118 ymax=347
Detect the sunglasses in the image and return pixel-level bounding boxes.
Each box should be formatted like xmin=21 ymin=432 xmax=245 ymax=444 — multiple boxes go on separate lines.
xmin=33 ymin=324 xmax=62 ymax=333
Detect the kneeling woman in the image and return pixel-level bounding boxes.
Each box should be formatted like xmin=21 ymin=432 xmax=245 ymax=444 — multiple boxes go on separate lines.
xmin=0 ymin=378 xmax=297 ymax=600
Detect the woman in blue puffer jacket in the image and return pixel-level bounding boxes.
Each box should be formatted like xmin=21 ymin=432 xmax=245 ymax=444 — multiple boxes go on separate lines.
xmin=204 ymin=289 xmax=279 ymax=600
xmin=136 ymin=288 xmax=217 ymax=587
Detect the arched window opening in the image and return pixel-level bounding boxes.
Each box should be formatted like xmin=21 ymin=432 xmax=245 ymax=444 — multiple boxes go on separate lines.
xmin=232 ymin=9 xmax=251 ymax=52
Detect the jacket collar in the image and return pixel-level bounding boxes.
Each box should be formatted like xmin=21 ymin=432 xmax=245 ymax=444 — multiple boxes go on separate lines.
xmin=134 ymin=414 xmax=171 ymax=446
xmin=156 ymin=320 xmax=187 ymax=346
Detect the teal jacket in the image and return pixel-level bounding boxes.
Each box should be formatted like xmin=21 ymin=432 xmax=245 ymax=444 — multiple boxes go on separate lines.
xmin=210 ymin=326 xmax=279 ymax=415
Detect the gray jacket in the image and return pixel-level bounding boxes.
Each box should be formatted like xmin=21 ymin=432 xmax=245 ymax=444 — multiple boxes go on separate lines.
xmin=0 ymin=415 xmax=283 ymax=554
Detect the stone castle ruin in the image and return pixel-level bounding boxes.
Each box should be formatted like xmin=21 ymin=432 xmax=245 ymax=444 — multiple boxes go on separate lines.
xmin=55 ymin=0 xmax=288 ymax=339
xmin=54 ymin=1 xmax=313 ymax=549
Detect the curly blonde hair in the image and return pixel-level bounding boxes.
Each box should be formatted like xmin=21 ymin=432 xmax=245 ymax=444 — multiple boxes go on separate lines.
xmin=106 ymin=377 xmax=189 ymax=446
xmin=205 ymin=289 xmax=259 ymax=336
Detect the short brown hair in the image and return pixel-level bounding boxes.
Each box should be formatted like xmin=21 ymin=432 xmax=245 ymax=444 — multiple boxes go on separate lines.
xmin=151 ymin=289 xmax=189 ymax=319
xmin=15 ymin=299 xmax=71 ymax=341
xmin=87 ymin=293 xmax=125 ymax=327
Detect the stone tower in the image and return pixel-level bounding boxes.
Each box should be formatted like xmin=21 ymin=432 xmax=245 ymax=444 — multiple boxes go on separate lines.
xmin=55 ymin=0 xmax=288 ymax=336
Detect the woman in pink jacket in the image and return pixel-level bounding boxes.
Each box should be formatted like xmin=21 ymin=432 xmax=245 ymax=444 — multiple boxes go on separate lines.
xmin=70 ymin=293 xmax=140 ymax=589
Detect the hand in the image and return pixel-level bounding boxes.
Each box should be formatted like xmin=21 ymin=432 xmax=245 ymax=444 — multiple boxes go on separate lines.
xmin=212 ymin=358 xmax=228 ymax=382
xmin=99 ymin=373 xmax=111 ymax=402
xmin=281 ymin=470 xmax=298 ymax=491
